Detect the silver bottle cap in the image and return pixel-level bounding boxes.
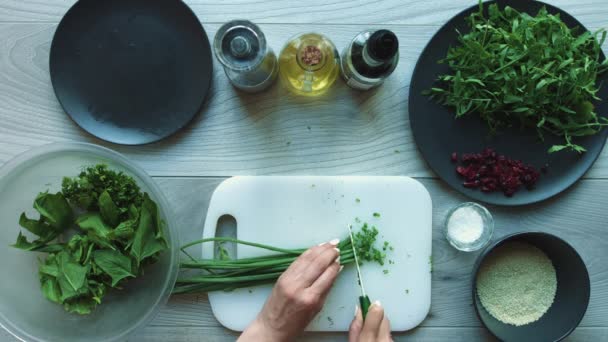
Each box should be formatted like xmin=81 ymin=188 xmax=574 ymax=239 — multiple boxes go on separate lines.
xmin=214 ymin=20 xmax=267 ymax=72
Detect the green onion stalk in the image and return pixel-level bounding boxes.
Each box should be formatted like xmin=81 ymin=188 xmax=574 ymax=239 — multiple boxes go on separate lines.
xmin=173 ymin=237 xmax=357 ymax=294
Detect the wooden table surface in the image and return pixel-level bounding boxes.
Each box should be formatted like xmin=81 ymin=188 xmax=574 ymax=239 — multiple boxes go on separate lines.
xmin=1 ymin=0 xmax=608 ymax=341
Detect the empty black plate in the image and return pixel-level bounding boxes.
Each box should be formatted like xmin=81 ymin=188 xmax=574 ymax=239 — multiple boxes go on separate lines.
xmin=409 ymin=0 xmax=608 ymax=206
xmin=50 ymin=0 xmax=212 ymax=145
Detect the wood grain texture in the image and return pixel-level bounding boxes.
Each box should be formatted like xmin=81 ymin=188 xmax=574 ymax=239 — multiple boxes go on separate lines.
xmin=1 ymin=0 xmax=608 ymax=340
xmin=0 ymin=22 xmax=608 ymax=178
xmin=1 ymin=0 xmax=608 ymax=27
xmin=126 ymin=326 xmax=608 ymax=342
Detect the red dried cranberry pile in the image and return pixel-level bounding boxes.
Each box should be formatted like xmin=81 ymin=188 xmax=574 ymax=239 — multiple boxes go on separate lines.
xmin=453 ymin=148 xmax=541 ymax=197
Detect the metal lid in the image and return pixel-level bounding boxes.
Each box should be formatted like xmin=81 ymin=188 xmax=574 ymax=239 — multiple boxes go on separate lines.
xmin=213 ymin=20 xmax=267 ymax=72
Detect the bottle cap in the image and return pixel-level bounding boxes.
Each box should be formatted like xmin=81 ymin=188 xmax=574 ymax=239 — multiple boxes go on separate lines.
xmin=367 ymin=30 xmax=399 ymax=61
xmin=214 ymin=20 xmax=267 ymax=72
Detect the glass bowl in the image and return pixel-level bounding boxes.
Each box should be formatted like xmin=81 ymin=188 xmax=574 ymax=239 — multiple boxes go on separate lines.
xmin=0 ymin=143 xmax=179 ymax=342
xmin=444 ymin=202 xmax=494 ymax=252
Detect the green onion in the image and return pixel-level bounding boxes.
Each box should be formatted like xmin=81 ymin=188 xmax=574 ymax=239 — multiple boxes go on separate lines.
xmin=173 ymin=224 xmax=389 ymax=294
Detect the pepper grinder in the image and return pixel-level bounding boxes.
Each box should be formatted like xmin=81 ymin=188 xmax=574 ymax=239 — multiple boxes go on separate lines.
xmin=214 ymin=20 xmax=278 ymax=93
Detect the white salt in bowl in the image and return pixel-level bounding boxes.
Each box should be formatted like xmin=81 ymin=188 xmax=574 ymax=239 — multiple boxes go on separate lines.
xmin=444 ymin=202 xmax=493 ymax=252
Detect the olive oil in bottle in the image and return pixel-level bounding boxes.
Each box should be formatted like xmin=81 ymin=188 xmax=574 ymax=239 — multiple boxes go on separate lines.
xmin=279 ymin=33 xmax=340 ymax=96
xmin=341 ymin=29 xmax=399 ymax=90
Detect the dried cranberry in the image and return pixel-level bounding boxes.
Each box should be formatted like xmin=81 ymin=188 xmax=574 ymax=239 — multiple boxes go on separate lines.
xmin=452 ymin=148 xmax=541 ymax=197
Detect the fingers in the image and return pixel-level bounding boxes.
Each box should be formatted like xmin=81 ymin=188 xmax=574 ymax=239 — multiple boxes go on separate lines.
xmin=378 ymin=316 xmax=392 ymax=342
xmin=299 ymin=243 xmax=340 ymax=286
xmin=283 ymin=239 xmax=338 ymax=281
xmin=348 ymin=306 xmax=363 ymax=342
xmin=359 ymin=301 xmax=384 ymax=341
xmin=308 ymin=260 xmax=342 ymax=295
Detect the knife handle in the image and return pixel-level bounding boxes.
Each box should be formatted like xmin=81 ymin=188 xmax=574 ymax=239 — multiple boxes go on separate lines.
xmin=359 ymin=295 xmax=371 ymax=320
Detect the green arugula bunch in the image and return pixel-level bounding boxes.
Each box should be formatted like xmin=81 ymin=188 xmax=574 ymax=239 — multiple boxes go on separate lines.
xmin=429 ymin=1 xmax=608 ymax=153
xmin=13 ymin=165 xmax=167 ymax=314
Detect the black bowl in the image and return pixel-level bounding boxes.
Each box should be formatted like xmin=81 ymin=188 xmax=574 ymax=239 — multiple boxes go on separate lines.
xmin=472 ymin=232 xmax=590 ymax=342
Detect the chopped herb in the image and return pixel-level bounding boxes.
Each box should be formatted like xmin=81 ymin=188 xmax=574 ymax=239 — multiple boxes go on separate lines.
xmin=394 ymin=150 xmax=400 ymax=153
xmin=406 ymin=289 xmax=410 ymax=294
xmin=355 ymin=198 xmax=361 ymax=203
xmin=286 ymin=141 xmax=291 ymax=146
xmin=327 ymin=316 xmax=334 ymax=326
xmin=383 ymin=269 xmax=389 ymax=275
xmin=373 ymin=212 xmax=381 ymax=218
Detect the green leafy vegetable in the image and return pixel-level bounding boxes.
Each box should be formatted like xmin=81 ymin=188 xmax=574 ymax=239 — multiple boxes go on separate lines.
xmin=93 ymin=250 xmax=135 ymax=286
xmin=174 ymin=219 xmax=393 ymax=294
xmin=428 ymin=1 xmax=608 ymax=153
xmin=33 ymin=192 xmax=74 ymax=231
xmin=131 ymin=194 xmax=167 ymax=266
xmin=12 ymin=164 xmax=167 ymax=314
xmin=99 ymin=190 xmax=120 ymax=227
xmin=62 ymin=164 xmax=143 ymax=217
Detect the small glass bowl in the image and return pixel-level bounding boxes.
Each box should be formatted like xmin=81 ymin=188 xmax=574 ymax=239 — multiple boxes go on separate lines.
xmin=444 ymin=202 xmax=494 ymax=252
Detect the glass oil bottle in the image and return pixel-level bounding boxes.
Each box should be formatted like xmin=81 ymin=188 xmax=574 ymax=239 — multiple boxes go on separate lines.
xmin=341 ymin=29 xmax=399 ymax=90
xmin=278 ymin=33 xmax=340 ymax=96
xmin=214 ymin=20 xmax=278 ymax=93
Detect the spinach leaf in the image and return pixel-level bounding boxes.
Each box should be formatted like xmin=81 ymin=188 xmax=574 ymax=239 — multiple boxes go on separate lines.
xmin=12 ymin=232 xmax=63 ymax=253
xmin=19 ymin=213 xmax=51 ymax=237
xmin=99 ymin=190 xmax=120 ymax=228
xmin=33 ymin=192 xmax=73 ymax=231
xmin=108 ymin=219 xmax=136 ymax=241
xmin=55 ymin=252 xmax=89 ymax=301
xmin=130 ymin=197 xmax=166 ymax=265
xmin=76 ymin=213 xmax=112 ymax=238
xmin=40 ymin=276 xmax=62 ymax=304
xmin=63 ymin=297 xmax=97 ymax=315
xmin=93 ymin=250 xmax=135 ymax=286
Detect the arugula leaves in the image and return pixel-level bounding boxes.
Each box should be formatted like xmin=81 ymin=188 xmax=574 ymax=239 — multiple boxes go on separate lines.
xmin=429 ymin=1 xmax=608 ymax=153
xmin=12 ymin=164 xmax=167 ymax=314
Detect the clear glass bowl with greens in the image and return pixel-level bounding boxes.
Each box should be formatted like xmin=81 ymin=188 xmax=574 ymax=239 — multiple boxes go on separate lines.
xmin=0 ymin=143 xmax=179 ymax=342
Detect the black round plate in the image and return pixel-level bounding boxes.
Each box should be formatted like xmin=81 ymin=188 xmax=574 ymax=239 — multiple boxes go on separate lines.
xmin=409 ymin=0 xmax=608 ymax=206
xmin=50 ymin=0 xmax=212 ymax=145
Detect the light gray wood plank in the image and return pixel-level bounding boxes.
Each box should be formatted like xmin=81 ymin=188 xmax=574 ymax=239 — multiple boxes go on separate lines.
xmin=3 ymin=325 xmax=605 ymax=342
xmin=1 ymin=0 xmax=608 ymax=28
xmin=126 ymin=326 xmax=608 ymax=341
xmin=1 ymin=23 xmax=608 ymax=178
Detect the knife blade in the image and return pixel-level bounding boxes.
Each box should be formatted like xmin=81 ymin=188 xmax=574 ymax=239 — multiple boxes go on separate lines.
xmin=348 ymin=224 xmax=372 ymax=320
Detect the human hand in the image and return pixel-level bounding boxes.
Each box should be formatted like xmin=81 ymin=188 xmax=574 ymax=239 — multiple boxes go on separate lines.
xmin=348 ymin=301 xmax=392 ymax=342
xmin=238 ymin=239 xmax=343 ymax=342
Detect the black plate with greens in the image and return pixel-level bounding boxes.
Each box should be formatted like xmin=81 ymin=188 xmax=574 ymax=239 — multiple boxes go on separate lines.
xmin=50 ymin=0 xmax=212 ymax=145
xmin=409 ymin=0 xmax=608 ymax=206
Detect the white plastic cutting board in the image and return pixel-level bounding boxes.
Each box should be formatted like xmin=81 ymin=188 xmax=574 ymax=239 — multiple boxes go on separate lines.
xmin=202 ymin=176 xmax=432 ymax=332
